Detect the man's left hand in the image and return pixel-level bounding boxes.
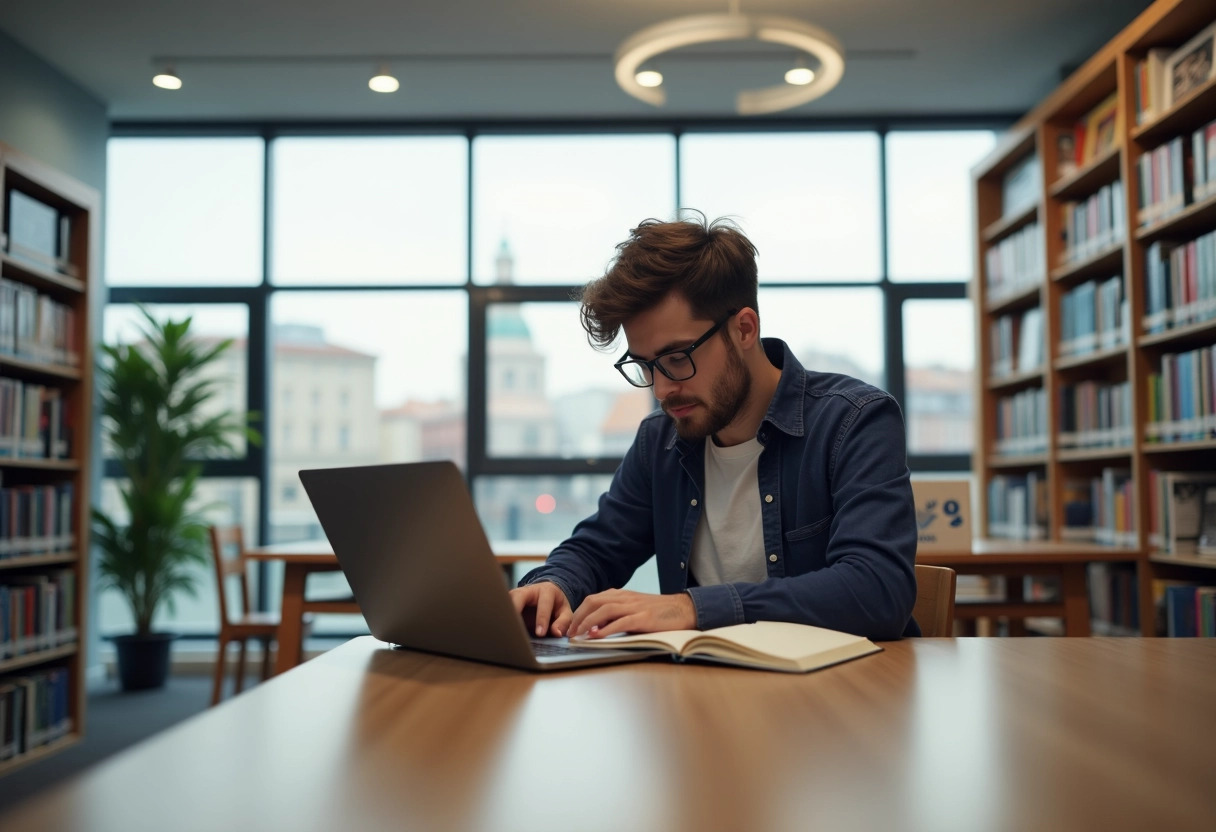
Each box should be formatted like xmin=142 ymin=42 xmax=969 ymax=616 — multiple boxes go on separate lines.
xmin=567 ymin=589 xmax=697 ymax=638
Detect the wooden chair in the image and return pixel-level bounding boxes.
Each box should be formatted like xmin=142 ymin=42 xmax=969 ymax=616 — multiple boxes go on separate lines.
xmin=913 ymin=564 xmax=957 ymax=637
xmin=209 ymin=526 xmax=300 ymax=705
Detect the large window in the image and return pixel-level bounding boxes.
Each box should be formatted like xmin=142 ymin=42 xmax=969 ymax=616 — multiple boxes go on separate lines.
xmin=105 ymin=125 xmax=998 ymax=635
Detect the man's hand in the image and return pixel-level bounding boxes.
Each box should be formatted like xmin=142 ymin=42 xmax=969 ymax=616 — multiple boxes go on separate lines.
xmin=568 ymin=589 xmax=697 ymax=639
xmin=509 ymin=582 xmax=574 ymax=637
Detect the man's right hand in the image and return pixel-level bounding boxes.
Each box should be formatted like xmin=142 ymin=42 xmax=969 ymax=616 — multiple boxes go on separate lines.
xmin=508 ymin=582 xmax=574 ymax=637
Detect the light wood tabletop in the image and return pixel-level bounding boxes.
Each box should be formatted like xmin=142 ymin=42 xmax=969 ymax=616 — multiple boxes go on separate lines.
xmin=3 ymin=636 xmax=1213 ymax=832
xmin=246 ymin=539 xmax=551 ymax=675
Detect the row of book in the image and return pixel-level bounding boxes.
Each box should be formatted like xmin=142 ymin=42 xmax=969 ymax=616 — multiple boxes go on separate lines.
xmin=1087 ymin=563 xmax=1140 ymax=632
xmin=1001 ymin=154 xmax=1041 ymax=216
xmin=1142 ymin=232 xmax=1216 ymax=334
xmin=1059 ymin=180 xmax=1126 ymax=263
xmin=1136 ymin=135 xmax=1200 ymax=228
xmin=1062 ymin=468 xmax=1136 ymax=547
xmin=0 ymin=666 xmax=72 ymax=762
xmin=1147 ymin=470 xmax=1216 ymax=556
xmin=1 ymin=570 xmax=78 ymax=659
xmin=1190 ymin=118 xmax=1216 ymax=203
xmin=994 ymin=387 xmax=1047 ymax=456
xmin=1055 ymin=93 xmax=1118 ymax=179
xmin=986 ymin=472 xmax=1047 ymax=540
xmin=1145 ymin=344 xmax=1216 ymax=444
xmin=0 ymin=279 xmax=80 ymax=367
xmin=985 ymin=223 xmax=1044 ymax=303
xmin=0 ymin=379 xmax=71 ymax=460
xmin=989 ymin=307 xmax=1043 ymax=378
xmin=0 ymin=483 xmax=75 ymax=560
xmin=1160 ymin=583 xmax=1216 ymax=637
xmin=1059 ymin=275 xmax=1129 ymax=356
xmin=1058 ymin=380 xmax=1133 ymax=449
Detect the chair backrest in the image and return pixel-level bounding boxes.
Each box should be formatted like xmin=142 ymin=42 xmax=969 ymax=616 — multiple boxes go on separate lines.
xmin=209 ymin=525 xmax=252 ymax=626
xmin=913 ymin=564 xmax=957 ymax=637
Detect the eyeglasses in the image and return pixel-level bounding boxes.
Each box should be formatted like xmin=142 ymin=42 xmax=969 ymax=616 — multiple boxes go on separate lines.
xmin=614 ymin=311 xmax=736 ymax=388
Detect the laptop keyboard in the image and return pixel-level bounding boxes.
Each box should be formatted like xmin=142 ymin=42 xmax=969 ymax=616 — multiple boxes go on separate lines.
xmin=530 ymin=639 xmax=597 ymax=657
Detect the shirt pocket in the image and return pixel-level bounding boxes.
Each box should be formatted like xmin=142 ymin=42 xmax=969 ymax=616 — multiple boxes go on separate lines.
xmin=783 ymin=515 xmax=833 ymax=570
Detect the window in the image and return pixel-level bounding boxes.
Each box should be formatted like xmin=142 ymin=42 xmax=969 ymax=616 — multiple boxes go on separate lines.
xmin=758 ymin=288 xmax=885 ymax=389
xmin=903 ymin=299 xmax=975 ymax=454
xmin=886 ymin=131 xmax=998 ymax=281
xmin=680 ymin=133 xmax=882 ymax=282
xmin=472 ymin=134 xmax=676 ymax=284
xmin=106 ymin=138 xmax=264 ymax=286
xmin=270 ymin=136 xmax=467 ymax=285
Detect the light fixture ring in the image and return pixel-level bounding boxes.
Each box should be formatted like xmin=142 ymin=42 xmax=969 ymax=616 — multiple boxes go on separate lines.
xmin=613 ymin=13 xmax=845 ymax=115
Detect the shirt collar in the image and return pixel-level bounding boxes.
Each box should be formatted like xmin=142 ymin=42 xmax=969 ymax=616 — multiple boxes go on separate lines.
xmin=664 ymin=337 xmax=806 ymax=451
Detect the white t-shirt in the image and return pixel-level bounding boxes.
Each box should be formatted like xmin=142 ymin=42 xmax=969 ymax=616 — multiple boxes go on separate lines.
xmin=689 ymin=436 xmax=767 ymax=586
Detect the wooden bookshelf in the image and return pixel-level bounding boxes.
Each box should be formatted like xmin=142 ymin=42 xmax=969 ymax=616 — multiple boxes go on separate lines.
xmin=0 ymin=142 xmax=96 ymax=775
xmin=972 ymin=0 xmax=1216 ymax=637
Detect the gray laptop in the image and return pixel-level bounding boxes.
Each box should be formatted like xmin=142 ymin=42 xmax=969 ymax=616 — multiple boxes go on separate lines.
xmin=298 ymin=461 xmax=661 ymax=671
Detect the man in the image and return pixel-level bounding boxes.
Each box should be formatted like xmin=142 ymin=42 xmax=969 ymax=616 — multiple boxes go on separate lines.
xmin=510 ymin=213 xmax=919 ymax=641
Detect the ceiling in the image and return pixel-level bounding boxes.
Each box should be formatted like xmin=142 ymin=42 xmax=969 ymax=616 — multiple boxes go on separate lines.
xmin=0 ymin=0 xmax=1155 ymax=123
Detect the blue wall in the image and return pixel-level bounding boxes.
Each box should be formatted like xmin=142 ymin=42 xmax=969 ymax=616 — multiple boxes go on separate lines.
xmin=0 ymin=28 xmax=107 ymax=192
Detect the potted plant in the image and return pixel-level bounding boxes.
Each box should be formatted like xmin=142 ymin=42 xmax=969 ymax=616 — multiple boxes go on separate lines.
xmin=92 ymin=307 xmax=260 ymax=690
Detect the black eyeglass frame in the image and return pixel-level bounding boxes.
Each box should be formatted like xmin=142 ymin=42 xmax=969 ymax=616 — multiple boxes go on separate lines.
xmin=613 ymin=310 xmax=737 ymax=388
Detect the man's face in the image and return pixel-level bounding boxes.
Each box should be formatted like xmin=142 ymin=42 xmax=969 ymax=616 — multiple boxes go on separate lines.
xmin=621 ymin=294 xmax=751 ymax=442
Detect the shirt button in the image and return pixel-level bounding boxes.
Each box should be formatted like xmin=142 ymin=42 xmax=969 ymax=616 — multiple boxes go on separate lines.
xmin=764 ymin=494 xmax=773 ymax=503
xmin=690 ymin=498 xmax=698 ymax=506
xmin=769 ymin=554 xmax=778 ymax=562
xmin=680 ymin=561 xmax=686 ymax=569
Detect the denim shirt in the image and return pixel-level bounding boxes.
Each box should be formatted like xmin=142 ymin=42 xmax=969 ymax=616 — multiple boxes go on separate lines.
xmin=520 ymin=338 xmax=920 ymax=639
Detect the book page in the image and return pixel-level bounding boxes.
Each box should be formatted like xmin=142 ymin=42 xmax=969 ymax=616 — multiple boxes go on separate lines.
xmin=572 ymin=629 xmax=701 ymax=653
xmin=686 ymin=621 xmax=869 ymax=663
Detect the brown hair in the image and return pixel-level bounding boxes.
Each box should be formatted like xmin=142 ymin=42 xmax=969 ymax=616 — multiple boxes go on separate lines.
xmin=579 ymin=211 xmax=759 ymax=349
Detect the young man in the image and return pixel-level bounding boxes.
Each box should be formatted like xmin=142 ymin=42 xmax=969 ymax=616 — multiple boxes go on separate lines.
xmin=509 ymin=213 xmax=919 ymax=640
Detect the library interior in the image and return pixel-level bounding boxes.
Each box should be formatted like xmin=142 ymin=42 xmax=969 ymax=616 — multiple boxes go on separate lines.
xmin=0 ymin=1 xmax=1214 ymax=829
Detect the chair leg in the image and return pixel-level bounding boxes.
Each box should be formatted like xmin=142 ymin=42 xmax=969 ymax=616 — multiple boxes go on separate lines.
xmin=235 ymin=638 xmax=248 ymax=694
xmin=211 ymin=637 xmax=228 ymax=707
xmin=260 ymin=636 xmax=272 ymax=681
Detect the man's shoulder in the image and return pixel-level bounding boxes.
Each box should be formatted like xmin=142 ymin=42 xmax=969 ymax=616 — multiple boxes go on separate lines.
xmin=801 ymin=370 xmax=894 ymax=410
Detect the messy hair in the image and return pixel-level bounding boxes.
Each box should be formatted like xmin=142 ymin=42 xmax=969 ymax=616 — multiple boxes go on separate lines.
xmin=579 ymin=210 xmax=759 ymax=349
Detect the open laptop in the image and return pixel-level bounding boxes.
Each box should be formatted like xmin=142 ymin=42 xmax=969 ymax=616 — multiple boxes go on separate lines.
xmin=298 ymin=461 xmax=662 ymax=671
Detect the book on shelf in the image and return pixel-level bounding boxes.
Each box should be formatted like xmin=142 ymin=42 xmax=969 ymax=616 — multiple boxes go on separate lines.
xmin=0 ymin=666 xmax=73 ymax=761
xmin=1163 ymin=20 xmax=1216 ymax=109
xmin=1145 ymin=345 xmax=1216 ymax=444
xmin=1198 ymin=485 xmax=1216 ymax=556
xmin=987 ymin=472 xmax=1048 ymax=540
xmin=1157 ymin=581 xmax=1216 ymax=637
xmin=1016 ymin=307 xmax=1043 ymax=372
xmin=1001 ymin=154 xmax=1041 ymax=217
xmin=1151 ymin=471 xmax=1216 ymax=556
xmin=569 ymin=621 xmax=881 ymax=673
xmin=1141 ymin=233 xmax=1216 ymax=334
xmin=1059 ymin=181 xmax=1125 ymax=263
xmin=1134 ymin=48 xmax=1173 ymax=125
xmin=1192 ymin=119 xmax=1216 ymax=203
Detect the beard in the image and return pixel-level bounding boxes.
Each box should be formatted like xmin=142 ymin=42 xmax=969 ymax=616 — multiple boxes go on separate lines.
xmin=663 ymin=338 xmax=752 ymax=442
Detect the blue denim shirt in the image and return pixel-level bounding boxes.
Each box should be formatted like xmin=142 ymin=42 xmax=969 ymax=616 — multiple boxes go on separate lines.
xmin=520 ymin=338 xmax=920 ymax=639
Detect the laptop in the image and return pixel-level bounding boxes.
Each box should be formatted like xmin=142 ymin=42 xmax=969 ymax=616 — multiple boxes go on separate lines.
xmin=298 ymin=461 xmax=663 ymax=671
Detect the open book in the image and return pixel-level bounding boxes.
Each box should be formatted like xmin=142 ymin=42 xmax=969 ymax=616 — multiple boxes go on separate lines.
xmin=571 ymin=621 xmax=882 ymax=673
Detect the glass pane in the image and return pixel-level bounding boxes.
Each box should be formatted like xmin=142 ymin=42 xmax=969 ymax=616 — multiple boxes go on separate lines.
xmin=473 ymin=474 xmax=659 ymax=593
xmin=269 ymin=291 xmax=467 ymax=543
xmin=886 ymin=131 xmax=998 ymax=282
xmin=486 ymin=301 xmax=657 ymax=458
xmin=680 ymin=133 xmax=881 ymax=282
xmin=757 ymin=287 xmax=885 ymax=389
xmin=903 ymin=299 xmax=975 ymax=454
xmin=271 ymin=136 xmax=467 ymax=285
xmin=102 ymin=303 xmax=252 ymax=457
xmin=472 ymin=135 xmax=676 ymax=284
xmin=106 ymin=137 xmax=264 ymax=285
xmin=97 ymin=477 xmax=259 ymax=636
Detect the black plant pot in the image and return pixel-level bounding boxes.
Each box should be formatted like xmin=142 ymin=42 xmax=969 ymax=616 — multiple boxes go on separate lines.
xmin=113 ymin=632 xmax=178 ymax=691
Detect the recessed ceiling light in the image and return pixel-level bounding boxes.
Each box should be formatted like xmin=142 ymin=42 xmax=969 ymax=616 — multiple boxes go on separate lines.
xmin=369 ymin=64 xmax=399 ymax=93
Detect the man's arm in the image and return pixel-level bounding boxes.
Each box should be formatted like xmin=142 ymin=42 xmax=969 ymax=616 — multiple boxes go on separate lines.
xmin=687 ymin=395 xmax=918 ymax=640
xmin=517 ymin=419 xmax=658 ymax=611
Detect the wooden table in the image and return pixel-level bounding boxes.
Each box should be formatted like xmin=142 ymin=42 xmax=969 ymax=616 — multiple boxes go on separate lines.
xmin=4 ymin=636 xmax=1213 ymax=832
xmin=917 ymin=540 xmax=1146 ymax=636
xmin=247 ymin=540 xmax=550 ymax=676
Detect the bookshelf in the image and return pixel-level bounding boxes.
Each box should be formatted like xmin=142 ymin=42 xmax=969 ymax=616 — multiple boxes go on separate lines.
xmin=0 ymin=143 xmax=96 ymax=775
xmin=972 ymin=0 xmax=1216 ymax=637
